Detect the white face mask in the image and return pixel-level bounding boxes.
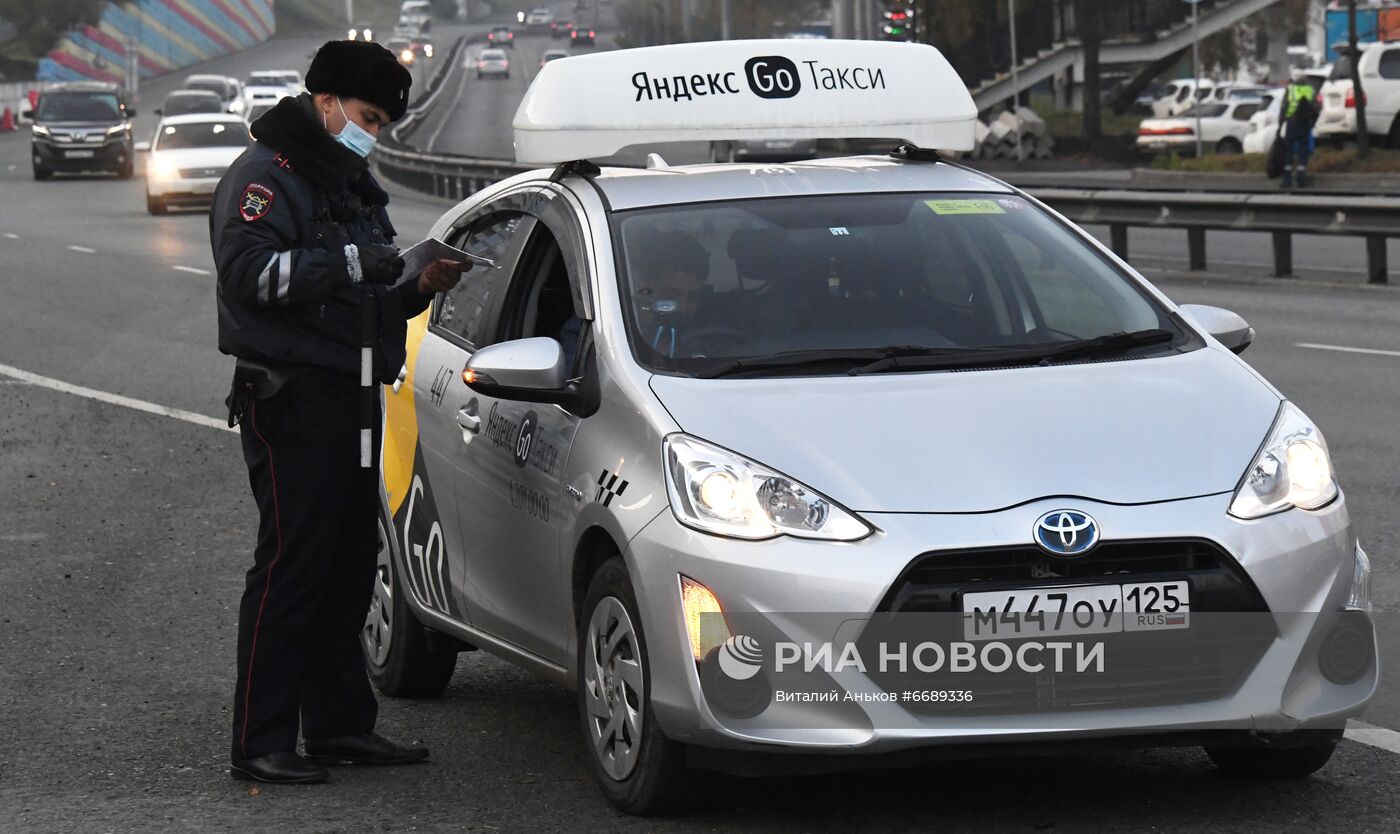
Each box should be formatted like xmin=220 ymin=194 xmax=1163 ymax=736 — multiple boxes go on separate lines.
xmin=324 ymin=97 xmax=376 ymax=158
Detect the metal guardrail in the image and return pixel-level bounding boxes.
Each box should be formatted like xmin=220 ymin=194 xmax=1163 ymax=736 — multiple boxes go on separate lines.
xmin=1037 ymin=188 xmax=1400 ymax=284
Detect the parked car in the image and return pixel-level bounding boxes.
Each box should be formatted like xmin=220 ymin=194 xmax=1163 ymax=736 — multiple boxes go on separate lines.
xmin=1316 ymin=51 xmax=1361 ymax=143
xmin=183 ymin=74 xmax=244 ymax=116
xmin=1242 ymin=90 xmax=1284 ymax=154
xmin=476 ymin=47 xmax=511 ymax=79
xmin=1209 ymin=83 xmax=1271 ymax=102
xmin=1136 ymin=99 xmax=1264 ymax=155
xmin=1151 ymin=78 xmax=1216 ymax=117
xmin=143 ymin=113 xmax=251 ymax=215
xmin=158 ymin=89 xmax=225 ymax=117
xmin=30 ymin=81 xmax=136 ymax=180
xmin=1318 ymin=43 xmax=1400 ymax=147
xmin=488 ymin=26 xmax=515 ymax=48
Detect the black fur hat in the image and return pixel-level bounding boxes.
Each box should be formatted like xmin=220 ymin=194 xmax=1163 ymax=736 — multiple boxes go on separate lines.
xmin=305 ymin=40 xmax=413 ymax=121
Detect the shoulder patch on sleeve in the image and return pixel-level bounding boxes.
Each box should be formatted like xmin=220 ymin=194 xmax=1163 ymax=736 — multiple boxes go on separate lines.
xmin=240 ymin=182 xmax=275 ymax=222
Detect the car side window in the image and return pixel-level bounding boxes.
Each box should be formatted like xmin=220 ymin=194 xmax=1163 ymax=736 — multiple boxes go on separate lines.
xmin=437 ymin=211 xmax=536 ymax=350
xmin=1380 ymin=49 xmax=1400 ymax=80
xmin=1234 ymin=103 xmax=1259 ymax=121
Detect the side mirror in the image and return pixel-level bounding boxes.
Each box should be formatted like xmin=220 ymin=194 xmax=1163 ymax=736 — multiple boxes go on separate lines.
xmin=1179 ymin=303 xmax=1254 ymax=355
xmin=464 ymin=337 xmax=574 ymax=405
xmin=134 ymin=141 xmax=151 ymax=152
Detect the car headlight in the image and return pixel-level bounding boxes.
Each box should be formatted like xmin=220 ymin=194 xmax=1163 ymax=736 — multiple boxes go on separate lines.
xmin=1229 ymin=402 xmax=1338 ymax=519
xmin=400 ymin=48 xmax=414 ymax=63
xmin=424 ymin=44 xmax=434 ymax=57
xmin=32 ymin=125 xmax=50 ymax=138
xmin=663 ymin=434 xmax=871 ymax=541
xmin=148 ymin=156 xmax=179 ymax=180
xmin=105 ymin=124 xmax=128 ymax=137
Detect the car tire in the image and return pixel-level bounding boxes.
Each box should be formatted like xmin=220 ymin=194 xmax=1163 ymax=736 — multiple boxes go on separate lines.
xmin=146 ymin=194 xmax=166 ymax=215
xmin=117 ymin=159 xmax=134 ymax=180
xmin=33 ymin=164 xmax=51 ymax=181
xmin=1216 ymin=137 xmax=1242 ymax=155
xmin=577 ymin=557 xmax=689 ymax=815
xmin=1205 ymin=729 xmax=1341 ymax=778
xmin=363 ymin=504 xmax=458 ymax=698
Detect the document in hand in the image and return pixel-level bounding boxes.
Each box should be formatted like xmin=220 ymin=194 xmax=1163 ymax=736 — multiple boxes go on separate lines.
xmin=399 ymin=237 xmax=496 ymax=281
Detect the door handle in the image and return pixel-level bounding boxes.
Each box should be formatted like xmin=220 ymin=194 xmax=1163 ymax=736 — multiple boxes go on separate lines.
xmin=456 ymin=403 xmax=481 ymax=434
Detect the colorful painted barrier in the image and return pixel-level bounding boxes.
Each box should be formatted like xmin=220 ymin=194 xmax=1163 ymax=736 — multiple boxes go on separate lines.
xmin=37 ymin=0 xmax=275 ymax=83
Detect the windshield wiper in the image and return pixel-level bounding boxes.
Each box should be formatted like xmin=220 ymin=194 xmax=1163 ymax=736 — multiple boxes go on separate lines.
xmin=696 ymin=346 xmax=989 ymax=380
xmin=846 ymin=329 xmax=1178 ymax=376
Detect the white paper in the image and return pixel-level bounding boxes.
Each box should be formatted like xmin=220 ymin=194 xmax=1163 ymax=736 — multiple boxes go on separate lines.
xmin=399 ymin=237 xmax=495 ymax=281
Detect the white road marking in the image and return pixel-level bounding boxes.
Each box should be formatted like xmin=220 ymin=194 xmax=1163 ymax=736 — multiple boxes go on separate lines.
xmin=67 ymin=245 xmax=97 ymax=254
xmin=1347 ymin=720 xmax=1400 ymax=756
xmin=2 ymin=233 xmax=18 ymax=239
xmin=0 ymin=362 xmax=234 ymax=434
xmin=173 ymin=265 xmax=211 ymax=276
xmin=1296 ymin=342 xmax=1400 ymax=359
xmin=426 ymin=55 xmax=472 ymax=151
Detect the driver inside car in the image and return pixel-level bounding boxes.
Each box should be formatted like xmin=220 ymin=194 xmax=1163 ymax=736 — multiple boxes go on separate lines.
xmin=628 ymin=230 xmax=712 ymax=358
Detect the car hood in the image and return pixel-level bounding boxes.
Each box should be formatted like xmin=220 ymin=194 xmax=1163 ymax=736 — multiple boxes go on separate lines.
xmin=38 ymin=120 xmax=123 ymax=130
xmin=647 ymin=348 xmax=1281 ymax=514
xmin=150 ymin=146 xmax=245 ymax=168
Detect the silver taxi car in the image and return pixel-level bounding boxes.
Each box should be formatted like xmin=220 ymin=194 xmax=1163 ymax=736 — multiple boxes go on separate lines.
xmin=364 ymin=41 xmax=1376 ymax=814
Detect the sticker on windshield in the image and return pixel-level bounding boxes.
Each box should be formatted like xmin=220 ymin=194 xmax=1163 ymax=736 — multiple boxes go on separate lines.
xmin=924 ymin=199 xmax=1005 ymax=216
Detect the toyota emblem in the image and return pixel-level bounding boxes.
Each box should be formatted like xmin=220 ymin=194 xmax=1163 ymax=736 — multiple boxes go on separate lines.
xmin=1033 ymin=510 xmax=1099 ymax=557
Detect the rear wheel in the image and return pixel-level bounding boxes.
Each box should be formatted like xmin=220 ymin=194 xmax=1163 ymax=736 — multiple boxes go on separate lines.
xmin=1388 ymin=117 xmax=1400 ymax=150
xmin=1205 ymin=729 xmax=1341 ymax=778
xmin=577 ymin=558 xmax=689 ymax=815
xmin=1216 ymin=137 xmax=1242 ymax=155
xmin=363 ymin=505 xmax=458 ymax=697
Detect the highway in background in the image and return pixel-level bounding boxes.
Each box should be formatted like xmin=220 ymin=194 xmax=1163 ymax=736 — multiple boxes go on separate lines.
xmin=2 ymin=19 xmax=1400 ymax=832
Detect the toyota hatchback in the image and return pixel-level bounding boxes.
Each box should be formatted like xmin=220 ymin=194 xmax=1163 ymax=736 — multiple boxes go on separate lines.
xmin=364 ymin=41 xmax=1377 ymax=814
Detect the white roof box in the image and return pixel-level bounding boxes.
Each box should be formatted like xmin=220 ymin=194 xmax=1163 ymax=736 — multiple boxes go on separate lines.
xmin=513 ymin=39 xmax=977 ymax=164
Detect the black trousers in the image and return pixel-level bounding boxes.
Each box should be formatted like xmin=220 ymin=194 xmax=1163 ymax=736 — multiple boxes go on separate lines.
xmin=232 ymin=380 xmax=380 ymax=759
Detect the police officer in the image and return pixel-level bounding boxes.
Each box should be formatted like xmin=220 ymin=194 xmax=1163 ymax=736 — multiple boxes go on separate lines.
xmin=1282 ymin=68 xmax=1319 ymax=189
xmin=210 ymin=40 xmax=467 ymax=784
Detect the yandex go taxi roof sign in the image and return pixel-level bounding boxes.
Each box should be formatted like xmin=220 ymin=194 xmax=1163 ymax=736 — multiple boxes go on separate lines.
xmin=512 ymin=40 xmax=978 ymax=164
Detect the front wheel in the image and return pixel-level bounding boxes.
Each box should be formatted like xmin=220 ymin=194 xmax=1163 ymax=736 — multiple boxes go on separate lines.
xmin=578 ymin=558 xmax=689 ymax=815
xmin=33 ymin=164 xmax=51 ymax=181
xmin=363 ymin=505 xmax=458 ymax=697
xmin=146 ymin=194 xmax=166 ymax=215
xmin=1205 ymin=729 xmax=1341 ymax=778
xmin=117 ymin=159 xmax=134 ymax=179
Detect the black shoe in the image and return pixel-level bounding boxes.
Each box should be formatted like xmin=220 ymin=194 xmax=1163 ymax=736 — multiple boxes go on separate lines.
xmin=303 ymin=732 xmax=430 ymax=766
xmin=230 ymin=751 xmax=329 ymax=784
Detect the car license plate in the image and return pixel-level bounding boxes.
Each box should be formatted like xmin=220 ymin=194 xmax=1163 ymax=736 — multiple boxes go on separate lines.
xmin=66 ymin=149 xmax=95 ymax=158
xmin=962 ymin=580 xmax=1190 ymax=641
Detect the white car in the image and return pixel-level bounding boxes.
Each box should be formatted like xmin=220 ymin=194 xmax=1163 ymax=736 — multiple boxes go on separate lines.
xmin=242 ymin=71 xmax=296 ymax=114
xmin=1151 ymin=78 xmax=1217 ymax=117
xmin=1242 ymin=90 xmax=1284 ymax=154
xmin=143 ymin=114 xmax=250 ymax=215
xmin=475 ymin=47 xmax=510 ymax=79
xmin=184 ymin=73 xmax=244 ymax=116
xmin=1136 ymin=99 xmax=1265 ymax=155
xmin=1209 ymin=83 xmax=1271 ymax=102
xmin=367 ymin=39 xmax=1375 ymax=816
xmin=1318 ymin=43 xmax=1400 ymax=146
xmin=526 ymin=6 xmax=554 ymax=26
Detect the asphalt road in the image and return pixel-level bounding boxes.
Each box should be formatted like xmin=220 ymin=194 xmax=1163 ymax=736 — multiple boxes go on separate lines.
xmin=3 ymin=26 xmax=1400 ymax=834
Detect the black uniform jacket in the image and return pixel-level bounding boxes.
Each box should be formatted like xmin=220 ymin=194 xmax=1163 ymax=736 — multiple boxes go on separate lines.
xmin=210 ymin=94 xmax=430 ymax=384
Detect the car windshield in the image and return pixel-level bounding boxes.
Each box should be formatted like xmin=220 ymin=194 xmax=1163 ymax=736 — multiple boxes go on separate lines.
xmin=165 ymin=93 xmax=222 ymax=115
xmin=154 ymin=121 xmax=250 ymax=150
xmin=1330 ymin=56 xmax=1353 ymax=80
xmin=36 ymin=92 xmax=120 ymax=121
xmin=1178 ymin=104 xmax=1229 ymax=118
xmin=613 ymin=192 xmax=1188 ymax=376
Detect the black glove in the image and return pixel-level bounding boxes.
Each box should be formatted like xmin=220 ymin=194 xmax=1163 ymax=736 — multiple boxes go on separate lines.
xmin=358 ymin=244 xmax=404 ymax=286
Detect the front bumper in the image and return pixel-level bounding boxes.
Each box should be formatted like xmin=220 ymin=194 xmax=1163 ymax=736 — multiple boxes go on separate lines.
xmin=33 ymin=138 xmax=131 ymax=171
xmin=625 ymin=491 xmax=1374 ymax=753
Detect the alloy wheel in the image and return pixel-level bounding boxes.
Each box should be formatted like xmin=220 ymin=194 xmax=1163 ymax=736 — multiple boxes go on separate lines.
xmin=583 ymin=596 xmax=646 ymax=781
